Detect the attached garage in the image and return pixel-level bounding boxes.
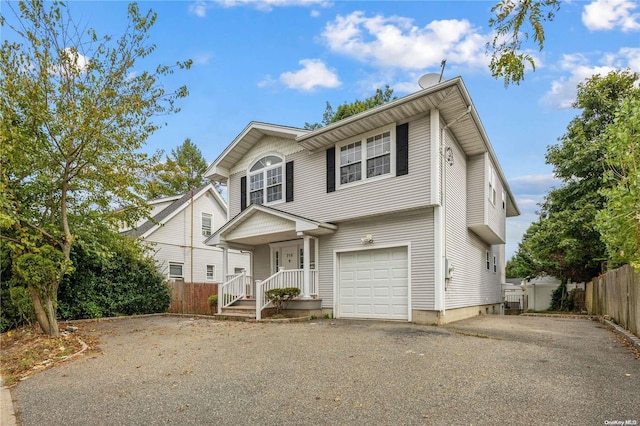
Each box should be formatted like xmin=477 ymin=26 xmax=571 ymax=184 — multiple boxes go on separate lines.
xmin=337 ymin=246 xmax=409 ymax=321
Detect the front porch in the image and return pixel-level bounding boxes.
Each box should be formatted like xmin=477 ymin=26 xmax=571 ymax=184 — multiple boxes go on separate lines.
xmin=204 ymin=204 xmax=337 ymax=320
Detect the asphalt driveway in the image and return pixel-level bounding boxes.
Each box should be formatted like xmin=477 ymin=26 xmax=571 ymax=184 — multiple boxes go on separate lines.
xmin=12 ymin=315 xmax=640 ymax=425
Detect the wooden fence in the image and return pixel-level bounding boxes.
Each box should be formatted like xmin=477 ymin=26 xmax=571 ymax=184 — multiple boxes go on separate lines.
xmin=168 ymin=281 xmax=218 ymax=315
xmin=587 ymin=265 xmax=639 ymax=336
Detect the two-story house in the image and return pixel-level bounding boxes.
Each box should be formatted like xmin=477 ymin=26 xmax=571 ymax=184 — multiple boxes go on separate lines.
xmin=204 ymin=76 xmax=519 ymax=324
xmin=122 ymin=183 xmax=251 ymax=285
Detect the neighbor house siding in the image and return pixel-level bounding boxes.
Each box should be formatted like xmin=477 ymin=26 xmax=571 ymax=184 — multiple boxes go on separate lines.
xmin=443 ymin=133 xmax=502 ymax=309
xmin=317 ymin=208 xmax=435 ymax=310
xmin=143 ymin=192 xmax=250 ymax=283
xmin=227 ymin=114 xmax=432 ymax=223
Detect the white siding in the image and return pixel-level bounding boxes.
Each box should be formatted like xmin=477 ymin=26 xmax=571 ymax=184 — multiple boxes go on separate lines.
xmin=444 ymin=134 xmax=502 ymax=309
xmin=318 ymin=208 xmax=435 ymax=310
xmin=225 ymin=212 xmax=293 ymax=241
xmin=143 ymin=191 xmax=250 ymax=283
xmin=466 ymin=153 xmax=506 ymax=244
xmin=227 ymin=114 xmax=432 ymax=223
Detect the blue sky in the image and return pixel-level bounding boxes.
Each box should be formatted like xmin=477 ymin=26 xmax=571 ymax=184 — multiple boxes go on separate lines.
xmin=4 ymin=0 xmax=640 ymax=258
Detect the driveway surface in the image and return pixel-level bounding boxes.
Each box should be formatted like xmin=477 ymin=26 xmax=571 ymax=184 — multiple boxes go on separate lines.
xmin=12 ymin=315 xmax=640 ymax=425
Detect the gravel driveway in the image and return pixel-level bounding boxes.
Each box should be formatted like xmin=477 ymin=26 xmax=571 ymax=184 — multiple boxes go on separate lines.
xmin=12 ymin=315 xmax=640 ymax=425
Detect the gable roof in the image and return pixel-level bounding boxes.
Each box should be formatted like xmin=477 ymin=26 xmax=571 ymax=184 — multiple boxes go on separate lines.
xmin=125 ymin=182 xmax=224 ymax=239
xmin=205 ymin=76 xmax=520 ymax=217
xmin=204 ymin=203 xmax=337 ymax=248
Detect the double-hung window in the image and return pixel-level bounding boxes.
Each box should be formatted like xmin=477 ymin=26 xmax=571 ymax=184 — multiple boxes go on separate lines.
xmin=338 ymin=127 xmax=393 ymax=186
xmin=206 ymin=265 xmax=215 ymax=281
xmin=249 ymin=155 xmax=283 ymax=205
xmin=169 ymin=262 xmax=183 ymax=279
xmin=488 ymin=166 xmax=497 ymax=205
xmin=201 ymin=213 xmax=212 ymax=237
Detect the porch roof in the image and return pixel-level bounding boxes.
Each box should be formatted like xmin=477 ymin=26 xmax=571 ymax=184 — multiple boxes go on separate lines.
xmin=204 ymin=204 xmax=337 ymax=249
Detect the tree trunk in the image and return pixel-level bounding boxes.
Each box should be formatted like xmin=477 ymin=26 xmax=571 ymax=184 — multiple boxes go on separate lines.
xmin=43 ymin=293 xmax=59 ymax=337
xmin=30 ymin=288 xmax=51 ymax=335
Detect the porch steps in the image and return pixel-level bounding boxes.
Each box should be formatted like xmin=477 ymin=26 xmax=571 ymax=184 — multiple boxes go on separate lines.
xmin=214 ymin=299 xmax=262 ymax=322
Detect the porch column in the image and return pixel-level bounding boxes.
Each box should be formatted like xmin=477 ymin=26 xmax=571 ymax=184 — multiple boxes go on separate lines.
xmin=221 ymin=246 xmax=229 ymax=283
xmin=302 ymin=235 xmax=311 ymax=299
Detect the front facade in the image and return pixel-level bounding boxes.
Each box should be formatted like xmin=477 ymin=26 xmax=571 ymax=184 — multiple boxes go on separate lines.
xmin=122 ymin=183 xmax=251 ymax=284
xmin=205 ymin=77 xmax=519 ymax=324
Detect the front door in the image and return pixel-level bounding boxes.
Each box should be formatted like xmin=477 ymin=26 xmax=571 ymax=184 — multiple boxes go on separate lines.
xmin=281 ymin=244 xmax=300 ymax=270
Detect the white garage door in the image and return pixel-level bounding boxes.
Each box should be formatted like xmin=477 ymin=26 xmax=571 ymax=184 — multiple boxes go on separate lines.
xmin=338 ymin=247 xmax=409 ymax=320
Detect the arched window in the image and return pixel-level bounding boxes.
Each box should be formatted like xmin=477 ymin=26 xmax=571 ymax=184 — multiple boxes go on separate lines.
xmin=249 ymin=155 xmax=283 ymax=205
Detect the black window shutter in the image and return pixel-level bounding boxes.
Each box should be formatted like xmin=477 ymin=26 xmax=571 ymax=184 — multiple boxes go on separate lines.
xmin=286 ymin=161 xmax=294 ymax=202
xmin=326 ymin=147 xmax=336 ymax=193
xmin=240 ymin=176 xmax=247 ymax=211
xmin=396 ymin=123 xmax=409 ymax=176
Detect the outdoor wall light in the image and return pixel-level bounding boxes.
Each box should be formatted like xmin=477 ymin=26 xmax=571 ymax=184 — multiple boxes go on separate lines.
xmin=360 ymin=235 xmax=374 ymax=244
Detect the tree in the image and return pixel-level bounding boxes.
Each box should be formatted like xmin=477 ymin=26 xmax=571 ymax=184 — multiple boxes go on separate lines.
xmin=597 ymin=95 xmax=640 ymax=269
xmin=146 ymin=138 xmax=210 ymax=199
xmin=304 ymin=86 xmax=396 ymax=130
xmin=0 ymin=1 xmax=190 ymax=336
xmin=487 ymin=0 xmax=561 ymax=86
xmin=507 ymin=70 xmax=639 ymax=282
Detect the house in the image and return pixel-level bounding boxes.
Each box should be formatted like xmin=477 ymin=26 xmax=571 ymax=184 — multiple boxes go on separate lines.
xmin=524 ymin=276 xmax=585 ymax=311
xmin=204 ymin=76 xmax=520 ymax=324
xmin=122 ymin=183 xmax=251 ymax=284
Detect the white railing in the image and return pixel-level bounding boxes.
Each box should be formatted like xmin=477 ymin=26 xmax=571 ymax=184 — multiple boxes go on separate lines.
xmin=255 ymin=269 xmax=318 ymax=320
xmin=218 ymin=272 xmax=247 ymax=313
xmin=225 ymin=274 xmax=254 ymax=298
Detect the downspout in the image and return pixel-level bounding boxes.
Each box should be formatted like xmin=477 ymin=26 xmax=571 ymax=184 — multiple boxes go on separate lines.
xmin=190 ymin=187 xmax=194 ymax=313
xmin=430 ymin=109 xmax=445 ymax=321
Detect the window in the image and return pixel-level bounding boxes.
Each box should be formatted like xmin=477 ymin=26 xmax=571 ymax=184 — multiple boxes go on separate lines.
xmin=206 ymin=265 xmax=215 ymax=281
xmin=488 ymin=166 xmax=496 ymax=205
xmin=169 ymin=262 xmax=183 ymax=279
xmin=502 ymin=190 xmax=506 ymax=210
xmin=485 ymin=251 xmax=490 ymax=270
xmin=338 ymin=128 xmax=393 ymax=186
xmin=493 ymin=255 xmax=497 ymax=273
xmin=201 ymin=213 xmax=212 ymax=237
xmin=249 ymin=155 xmax=283 ymax=205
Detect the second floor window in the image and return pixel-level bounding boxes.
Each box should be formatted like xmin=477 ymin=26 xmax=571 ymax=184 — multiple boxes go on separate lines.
xmin=249 ymin=155 xmax=283 ymax=205
xmin=201 ymin=213 xmax=212 ymax=236
xmin=338 ymin=128 xmax=392 ymax=186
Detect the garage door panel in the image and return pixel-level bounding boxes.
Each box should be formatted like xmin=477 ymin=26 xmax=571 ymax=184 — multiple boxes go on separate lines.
xmin=338 ymin=247 xmax=408 ymax=321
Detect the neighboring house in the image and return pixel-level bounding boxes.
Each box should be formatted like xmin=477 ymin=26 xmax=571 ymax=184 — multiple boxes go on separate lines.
xmin=524 ymin=276 xmax=585 ymax=311
xmin=204 ymin=76 xmax=520 ymax=324
xmin=121 ymin=183 xmax=250 ymax=284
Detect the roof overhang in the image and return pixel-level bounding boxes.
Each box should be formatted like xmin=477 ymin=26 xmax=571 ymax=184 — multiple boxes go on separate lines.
xmin=205 ymin=204 xmax=337 ymax=249
xmin=204 ymin=122 xmax=309 ymax=183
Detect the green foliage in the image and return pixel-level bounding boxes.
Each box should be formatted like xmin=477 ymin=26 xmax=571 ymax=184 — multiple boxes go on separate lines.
xmin=508 ymin=70 xmax=640 ymax=282
xmin=207 ymin=295 xmax=218 ymax=308
xmin=0 ymin=1 xmax=189 ymax=334
xmin=304 ymin=86 xmax=395 ymax=130
xmin=56 ymin=234 xmax=170 ymax=319
xmin=264 ymin=287 xmax=300 ymax=313
xmin=146 ymin=138 xmax=214 ymax=199
xmin=596 ymin=95 xmax=640 ymax=270
xmin=13 ymin=245 xmax=71 ymax=297
xmin=487 ymin=0 xmax=560 ymax=86
xmin=0 ymin=285 xmax=35 ymax=333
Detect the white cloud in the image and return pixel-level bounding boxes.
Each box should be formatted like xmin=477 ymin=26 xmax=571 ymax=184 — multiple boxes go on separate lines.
xmin=542 ymin=49 xmax=640 ymax=108
xmin=582 ymin=0 xmax=640 ymax=31
xmin=56 ymin=48 xmax=90 ymax=75
xmin=213 ymin=0 xmax=331 ymax=12
xmin=278 ymin=59 xmax=341 ymax=91
xmin=188 ymin=1 xmax=209 ymax=17
xmin=193 ymin=52 xmax=213 ymax=65
xmin=509 ymin=174 xmax=560 ymax=194
xmin=320 ymin=11 xmax=490 ymax=70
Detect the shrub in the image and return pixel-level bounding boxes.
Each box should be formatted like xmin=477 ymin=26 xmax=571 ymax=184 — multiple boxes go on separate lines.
xmin=264 ymin=287 xmax=300 ymax=313
xmin=57 ymin=235 xmax=170 ymax=319
xmin=207 ymin=295 xmax=218 ymax=307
